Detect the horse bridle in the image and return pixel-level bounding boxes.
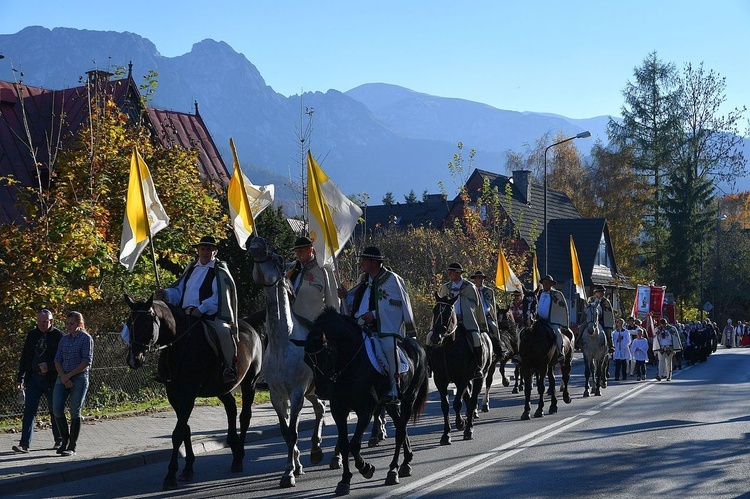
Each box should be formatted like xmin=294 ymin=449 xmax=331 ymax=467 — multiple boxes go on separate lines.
xmin=128 ymin=306 xmax=196 ymax=355
xmin=430 ymin=301 xmax=457 ymax=344
xmin=305 ymin=333 xmax=365 ymax=383
xmin=249 ymin=240 xmax=287 ymax=288
xmin=584 ymin=304 xmax=600 ymax=334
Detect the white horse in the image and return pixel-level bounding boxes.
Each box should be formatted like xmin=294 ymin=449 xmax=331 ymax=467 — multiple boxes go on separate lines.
xmin=248 ymin=236 xmax=330 ymax=488
xmin=580 ymin=301 xmax=609 ymax=397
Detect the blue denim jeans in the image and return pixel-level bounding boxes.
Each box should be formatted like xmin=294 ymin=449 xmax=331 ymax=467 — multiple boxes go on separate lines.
xmin=53 ymin=372 xmax=89 ymax=419
xmin=21 ymin=373 xmax=61 ymax=447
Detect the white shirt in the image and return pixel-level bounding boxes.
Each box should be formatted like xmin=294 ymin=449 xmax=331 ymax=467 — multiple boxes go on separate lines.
xmin=164 ymin=260 xmax=218 ymax=315
xmin=355 ymin=277 xmax=374 ymax=319
xmin=538 ymin=291 xmax=552 ymax=321
xmin=450 ymin=280 xmax=464 ymax=317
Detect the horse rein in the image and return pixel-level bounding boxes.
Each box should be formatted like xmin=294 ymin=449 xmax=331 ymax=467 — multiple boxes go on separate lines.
xmin=305 ymin=334 xmax=365 ymax=383
xmin=430 ymin=301 xmax=457 ymax=342
xmin=128 ymin=307 xmax=199 ymax=354
xmin=250 ymin=243 xmax=287 ymax=288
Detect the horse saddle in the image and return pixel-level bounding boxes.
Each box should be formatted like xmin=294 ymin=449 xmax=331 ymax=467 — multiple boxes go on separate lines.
xmin=362 ymin=331 xmax=408 ymax=376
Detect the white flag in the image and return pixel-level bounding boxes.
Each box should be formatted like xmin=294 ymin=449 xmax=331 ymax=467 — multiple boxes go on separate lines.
xmin=119 ymin=149 xmax=169 ymax=271
xmin=227 ymin=139 xmax=274 ymax=249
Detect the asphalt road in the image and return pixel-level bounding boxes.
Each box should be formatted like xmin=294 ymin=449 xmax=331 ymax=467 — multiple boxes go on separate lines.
xmin=10 ymin=348 xmax=750 ymax=498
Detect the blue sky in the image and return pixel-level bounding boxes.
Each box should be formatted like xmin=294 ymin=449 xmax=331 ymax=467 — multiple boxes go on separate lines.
xmin=2 ymin=1 xmax=749 ymax=119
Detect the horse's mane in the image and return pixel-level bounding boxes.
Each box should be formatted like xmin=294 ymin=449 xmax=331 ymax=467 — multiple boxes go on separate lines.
xmin=309 ymin=308 xmax=359 ymax=344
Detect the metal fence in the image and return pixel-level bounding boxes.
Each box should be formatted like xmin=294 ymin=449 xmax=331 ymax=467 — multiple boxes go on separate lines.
xmin=1 ymin=333 xmax=165 ymax=421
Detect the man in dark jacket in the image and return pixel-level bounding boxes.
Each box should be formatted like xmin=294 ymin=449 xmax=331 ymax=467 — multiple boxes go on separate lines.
xmin=13 ymin=309 xmax=64 ymax=453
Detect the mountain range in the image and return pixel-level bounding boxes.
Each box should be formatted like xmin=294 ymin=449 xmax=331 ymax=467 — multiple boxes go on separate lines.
xmin=1 ymin=26 xmax=745 ymax=211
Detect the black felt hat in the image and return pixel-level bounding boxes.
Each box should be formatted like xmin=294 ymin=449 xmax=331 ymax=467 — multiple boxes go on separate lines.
xmin=592 ymin=285 xmax=606 ymax=293
xmin=194 ymin=236 xmax=218 ymax=247
xmin=293 ymin=236 xmax=313 ymax=249
xmin=358 ymin=246 xmax=385 ymax=261
xmin=540 ymin=274 xmax=556 ymax=284
xmin=470 ymin=270 xmax=487 ymax=279
xmin=447 ymin=262 xmax=464 ymax=272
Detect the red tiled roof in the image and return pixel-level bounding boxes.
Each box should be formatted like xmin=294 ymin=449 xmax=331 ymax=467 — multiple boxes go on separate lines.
xmin=0 ymin=74 xmax=228 ymax=225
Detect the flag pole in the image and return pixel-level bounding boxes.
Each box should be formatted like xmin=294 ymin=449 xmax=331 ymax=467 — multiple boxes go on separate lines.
xmin=229 ymin=138 xmax=259 ymax=240
xmin=135 ymin=148 xmax=161 ymax=288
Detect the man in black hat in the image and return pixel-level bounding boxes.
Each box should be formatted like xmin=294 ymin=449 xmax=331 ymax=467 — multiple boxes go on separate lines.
xmin=156 ymin=236 xmax=239 ymax=383
xmin=538 ymin=275 xmax=567 ymax=363
xmin=287 ymin=236 xmax=340 ymax=325
xmin=589 ymin=285 xmax=615 ymax=353
xmin=438 ymin=263 xmax=489 ymax=379
xmin=340 ymin=246 xmax=417 ymax=404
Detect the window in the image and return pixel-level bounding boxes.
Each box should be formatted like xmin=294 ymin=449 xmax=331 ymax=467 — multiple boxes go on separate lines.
xmin=595 ymin=234 xmax=610 ymax=267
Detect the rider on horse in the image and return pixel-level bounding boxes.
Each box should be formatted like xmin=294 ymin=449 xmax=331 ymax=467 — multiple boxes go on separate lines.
xmin=286 ymin=236 xmax=340 ymax=325
xmin=438 ymin=262 xmax=489 ymax=379
xmin=340 ymin=246 xmax=417 ymax=404
xmin=537 ymin=275 xmax=568 ymax=364
xmin=155 ymin=236 xmax=239 ymax=383
xmin=589 ymin=285 xmax=615 ymax=353
xmin=509 ymin=289 xmax=525 ymax=325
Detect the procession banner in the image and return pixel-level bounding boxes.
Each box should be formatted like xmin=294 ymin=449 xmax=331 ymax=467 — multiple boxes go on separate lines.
xmin=494 ymin=248 xmax=523 ymax=292
xmin=570 ymin=235 xmax=587 ymax=300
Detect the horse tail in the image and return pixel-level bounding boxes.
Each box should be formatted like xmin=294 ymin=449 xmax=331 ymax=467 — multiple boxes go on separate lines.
xmin=412 ymin=374 xmax=430 ymax=423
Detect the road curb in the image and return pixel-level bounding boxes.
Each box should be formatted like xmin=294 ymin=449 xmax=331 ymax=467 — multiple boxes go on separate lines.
xmin=2 ymin=418 xmax=321 ymax=495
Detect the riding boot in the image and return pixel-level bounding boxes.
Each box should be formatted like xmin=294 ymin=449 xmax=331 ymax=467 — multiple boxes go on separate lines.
xmin=385 ymin=372 xmax=399 ymax=405
xmin=472 ymin=347 xmax=484 ymax=379
xmin=55 ymin=416 xmax=69 ymax=455
xmin=606 ymin=331 xmax=615 ymax=354
xmin=557 ymin=342 xmax=565 ymax=363
xmin=62 ymin=418 xmax=80 ymax=456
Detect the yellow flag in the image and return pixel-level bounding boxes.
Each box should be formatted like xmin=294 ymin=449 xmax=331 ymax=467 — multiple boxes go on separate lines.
xmin=227 ymin=139 xmax=274 ymax=249
xmin=570 ymin=235 xmax=587 ymax=300
xmin=119 ymin=149 xmax=169 ymax=271
xmin=532 ymin=252 xmax=540 ymax=291
xmin=495 ymin=249 xmax=523 ymax=292
xmin=306 ymin=150 xmax=362 ymax=267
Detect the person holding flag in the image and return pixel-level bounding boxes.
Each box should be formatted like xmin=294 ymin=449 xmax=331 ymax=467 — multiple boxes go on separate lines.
xmin=287 ymin=235 xmax=340 ymax=326
xmin=590 ymin=285 xmax=615 ymax=353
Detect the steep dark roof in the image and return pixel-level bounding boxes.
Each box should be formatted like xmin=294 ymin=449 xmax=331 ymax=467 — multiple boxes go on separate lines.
xmin=541 ymin=218 xmax=633 ymax=289
xmin=0 ymin=73 xmax=228 ymax=224
xmin=358 ymin=194 xmax=451 ymax=235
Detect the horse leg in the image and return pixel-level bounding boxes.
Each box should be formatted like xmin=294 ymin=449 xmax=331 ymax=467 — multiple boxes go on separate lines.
xmin=438 ymin=385 xmax=452 ymax=445
xmin=482 ymin=363 xmax=495 ymax=412
xmin=385 ymin=405 xmax=405 ymax=485
xmin=368 ymin=406 xmax=387 ymax=447
xmin=512 ymin=363 xmax=521 ymax=394
xmin=454 ymin=385 xmax=466 ymax=431
xmin=306 ymin=393 xmax=326 ymax=465
xmin=521 ymin=368 xmax=532 ymax=420
xmin=548 ymin=366 xmax=558 ymax=415
xmin=396 ymin=399 xmax=414 ymax=478
xmin=235 ymin=381 xmax=257 ymax=472
xmin=583 ymin=360 xmax=591 ymax=398
xmin=270 ymin=390 xmax=297 ymax=488
xmin=500 ymin=359 xmax=510 ymax=387
xmin=218 ymin=392 xmax=242 ymax=473
xmin=332 ymin=408 xmax=353 ymax=496
xmin=464 ymin=378 xmax=481 ymax=440
xmin=351 ymin=411 xmax=376 ymax=481
xmin=534 ymin=372 xmax=545 ymax=418
xmin=561 ymin=357 xmax=572 ymax=404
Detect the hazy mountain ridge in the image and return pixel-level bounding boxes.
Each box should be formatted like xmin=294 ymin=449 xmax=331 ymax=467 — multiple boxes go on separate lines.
xmin=1 ymin=26 xmax=746 ymax=207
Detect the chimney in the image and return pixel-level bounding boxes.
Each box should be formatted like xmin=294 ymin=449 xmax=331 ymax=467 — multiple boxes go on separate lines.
xmin=86 ymin=69 xmax=113 ymax=89
xmin=512 ymin=170 xmax=532 ymax=204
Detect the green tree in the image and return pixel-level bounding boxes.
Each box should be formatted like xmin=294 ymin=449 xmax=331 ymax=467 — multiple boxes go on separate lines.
xmin=404 ymin=189 xmax=418 ymax=204
xmin=382 ymin=192 xmax=396 ymax=205
xmin=608 ymin=52 xmax=682 ymax=278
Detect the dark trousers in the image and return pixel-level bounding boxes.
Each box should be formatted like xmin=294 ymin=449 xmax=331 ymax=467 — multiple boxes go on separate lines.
xmin=614 ymin=359 xmax=628 ymax=379
xmin=635 ymin=360 xmax=646 ymax=378
xmin=21 ymin=373 xmax=61 ymax=447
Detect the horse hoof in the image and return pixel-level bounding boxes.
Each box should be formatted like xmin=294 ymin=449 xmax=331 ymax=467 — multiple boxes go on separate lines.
xmin=440 ymin=434 xmax=452 ymax=445
xmin=502 ymin=379 xmax=510 ymax=387
xmin=399 ymin=463 xmax=412 ymax=478
xmin=385 ymin=470 xmax=400 ymax=486
xmin=534 ymin=410 xmax=544 ymax=418
xmin=512 ymin=388 xmax=519 ymax=394
xmin=473 ymin=411 xmax=480 ymax=419
xmin=463 ymin=428 xmax=474 ymax=440
xmin=163 ymin=478 xmax=178 ymax=490
xmin=563 ymin=393 xmax=572 ymax=404
xmin=231 ymin=460 xmax=243 ymax=473
xmin=310 ymin=448 xmax=324 ymax=465
xmin=335 ymin=481 xmax=351 ymax=496
xmin=481 ymin=403 xmax=489 ymax=413
xmin=583 ymin=391 xmax=590 ymax=398
xmin=280 ymin=474 xmax=296 ymax=488
xmin=294 ymin=468 xmax=305 ymax=477
xmin=521 ymin=411 xmax=530 ymax=421
xmin=359 ymin=463 xmax=375 ymax=480
xmin=330 ymin=456 xmax=343 ymax=470
xmin=549 ymin=406 xmax=558 ymax=415
xmin=456 ymin=418 xmax=465 ymax=431
xmin=178 ymin=470 xmax=194 ymax=482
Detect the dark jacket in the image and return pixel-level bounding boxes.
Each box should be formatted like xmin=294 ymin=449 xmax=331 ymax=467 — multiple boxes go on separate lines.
xmin=17 ymin=326 xmax=64 ymax=384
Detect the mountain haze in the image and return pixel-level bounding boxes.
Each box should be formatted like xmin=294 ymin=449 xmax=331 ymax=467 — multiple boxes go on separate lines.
xmin=3 ymin=26 xmax=745 ymax=208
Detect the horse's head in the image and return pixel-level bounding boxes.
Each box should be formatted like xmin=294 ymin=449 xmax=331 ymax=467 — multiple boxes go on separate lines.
xmin=429 ymin=292 xmax=458 ymax=346
xmin=521 ymin=289 xmax=538 ymax=328
xmin=584 ymin=300 xmax=601 ymax=334
xmin=304 ymin=309 xmax=354 ymax=399
xmin=248 ymin=236 xmax=286 ymax=287
xmin=124 ymin=293 xmax=161 ymax=369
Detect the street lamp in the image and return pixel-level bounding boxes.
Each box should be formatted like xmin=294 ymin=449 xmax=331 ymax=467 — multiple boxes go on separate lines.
xmin=543 ymin=130 xmax=591 ymax=275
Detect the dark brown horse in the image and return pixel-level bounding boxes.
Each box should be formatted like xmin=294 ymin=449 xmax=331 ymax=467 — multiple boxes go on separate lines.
xmin=125 ymin=294 xmax=263 ymax=490
xmin=518 ymin=291 xmax=573 ymax=420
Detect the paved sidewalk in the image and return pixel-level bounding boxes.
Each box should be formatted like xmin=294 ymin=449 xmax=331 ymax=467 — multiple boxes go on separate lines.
xmin=0 ymin=400 xmax=330 ymax=496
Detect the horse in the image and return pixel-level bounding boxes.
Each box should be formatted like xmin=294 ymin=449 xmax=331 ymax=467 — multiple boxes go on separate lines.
xmin=124 ymin=294 xmax=263 ymax=490
xmin=247 ymin=236 xmax=330 ymax=487
xmin=518 ymin=290 xmax=573 ymax=420
xmin=302 ymin=309 xmax=429 ymax=496
xmin=427 ymin=293 xmax=493 ymax=444
xmin=580 ymin=300 xmax=608 ymax=397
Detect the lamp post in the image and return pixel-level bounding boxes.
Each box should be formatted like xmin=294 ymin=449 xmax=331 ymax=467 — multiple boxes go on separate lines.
xmin=543 ymin=130 xmax=591 ymax=275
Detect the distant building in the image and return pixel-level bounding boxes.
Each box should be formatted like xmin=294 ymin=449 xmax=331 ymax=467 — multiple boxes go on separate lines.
xmin=359 ymin=167 xmax=633 ymax=317
xmin=0 ymin=64 xmax=228 ymax=225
